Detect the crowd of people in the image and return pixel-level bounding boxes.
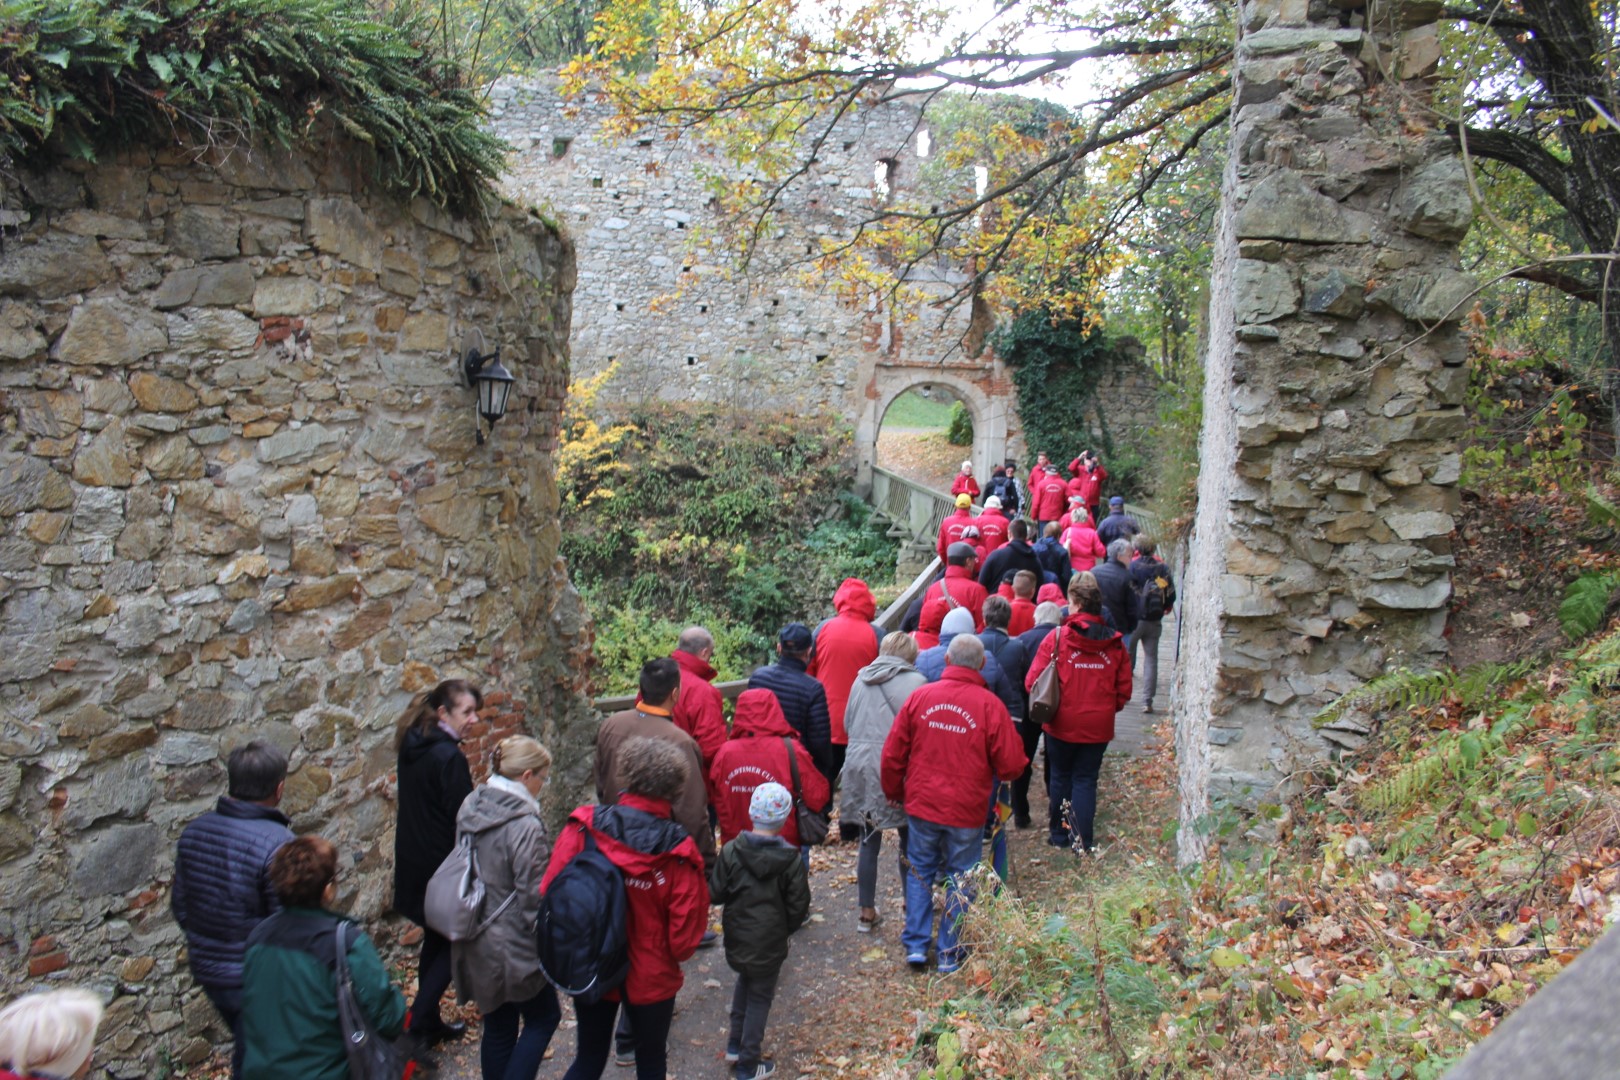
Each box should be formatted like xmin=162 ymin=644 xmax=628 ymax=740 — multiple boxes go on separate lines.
xmin=0 ymin=455 xmax=1175 ymax=1080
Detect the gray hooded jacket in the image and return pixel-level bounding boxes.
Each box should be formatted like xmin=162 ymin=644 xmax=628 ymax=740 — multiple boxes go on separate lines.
xmin=449 ymin=779 xmax=551 ymax=1011
xmin=837 ymin=655 xmax=926 ymax=830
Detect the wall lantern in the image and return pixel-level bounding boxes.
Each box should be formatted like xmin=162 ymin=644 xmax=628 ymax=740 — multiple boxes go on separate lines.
xmin=461 ymin=343 xmax=515 ymax=444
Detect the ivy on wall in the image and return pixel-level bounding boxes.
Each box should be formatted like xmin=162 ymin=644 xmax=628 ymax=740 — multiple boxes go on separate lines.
xmin=0 ymin=0 xmax=506 ymax=214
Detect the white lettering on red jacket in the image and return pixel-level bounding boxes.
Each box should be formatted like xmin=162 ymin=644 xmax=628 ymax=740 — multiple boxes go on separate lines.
xmin=921 ymin=701 xmax=980 ymax=734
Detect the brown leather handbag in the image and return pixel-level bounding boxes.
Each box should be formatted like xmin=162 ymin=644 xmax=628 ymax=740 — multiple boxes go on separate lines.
xmin=1028 ymin=627 xmax=1064 ymax=725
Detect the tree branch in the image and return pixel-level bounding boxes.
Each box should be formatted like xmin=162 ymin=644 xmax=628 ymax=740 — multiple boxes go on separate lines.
xmin=1509 ymin=266 xmax=1603 ymax=304
xmin=1447 ymin=123 xmax=1573 ymax=214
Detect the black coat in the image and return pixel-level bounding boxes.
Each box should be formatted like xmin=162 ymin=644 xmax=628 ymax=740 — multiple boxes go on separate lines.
xmin=978 ymin=540 xmax=1044 ymax=591
xmin=1030 ymin=537 xmax=1074 ymax=587
xmin=1130 ymin=556 xmax=1177 ymax=618
xmin=392 ymin=726 xmax=474 ymax=925
xmin=978 ymin=628 xmax=1029 ymax=719
xmin=747 ymin=657 xmax=834 ymax=780
xmin=173 ymin=797 xmax=295 ymax=990
xmin=1091 ymin=558 xmax=1140 ymax=636
xmin=709 ymin=833 xmax=810 ymax=978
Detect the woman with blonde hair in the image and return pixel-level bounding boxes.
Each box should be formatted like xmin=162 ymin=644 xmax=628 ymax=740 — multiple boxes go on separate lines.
xmin=393 ymin=679 xmax=482 ymax=1044
xmin=0 ymin=989 xmax=103 ymax=1080
xmin=451 ymin=735 xmax=560 ymax=1080
xmin=839 ymin=631 xmax=927 ymax=933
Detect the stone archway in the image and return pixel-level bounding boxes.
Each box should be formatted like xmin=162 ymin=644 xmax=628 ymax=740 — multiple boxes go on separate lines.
xmin=855 ymin=367 xmax=1015 ymax=495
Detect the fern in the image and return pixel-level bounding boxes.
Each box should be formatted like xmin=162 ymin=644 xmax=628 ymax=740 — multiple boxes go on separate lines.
xmin=1568 ymin=622 xmax=1620 ymax=691
xmin=1583 ymin=485 xmax=1620 ymax=530
xmin=1362 ymin=753 xmax=1449 ymax=813
xmin=1558 ymin=571 xmax=1620 ymax=640
xmin=1311 ymin=660 xmax=1538 ymax=730
xmin=1384 ymin=814 xmax=1439 ymax=860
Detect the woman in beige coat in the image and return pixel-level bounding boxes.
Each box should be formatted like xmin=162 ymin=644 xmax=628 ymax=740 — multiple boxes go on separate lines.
xmin=450 ymin=735 xmax=557 ymax=1080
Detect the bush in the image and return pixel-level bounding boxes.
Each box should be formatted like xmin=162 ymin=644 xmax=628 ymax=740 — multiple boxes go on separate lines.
xmin=946 ymin=401 xmax=974 ymax=445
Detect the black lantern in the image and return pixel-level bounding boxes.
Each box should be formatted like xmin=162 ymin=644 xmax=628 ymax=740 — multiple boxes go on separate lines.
xmin=463 ymin=346 xmax=515 ymax=444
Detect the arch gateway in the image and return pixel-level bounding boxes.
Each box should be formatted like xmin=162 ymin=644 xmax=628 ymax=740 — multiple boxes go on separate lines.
xmin=494 ymin=0 xmax=1472 ymax=861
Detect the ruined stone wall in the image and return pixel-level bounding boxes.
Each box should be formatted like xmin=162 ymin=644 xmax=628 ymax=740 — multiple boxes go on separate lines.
xmin=1175 ymin=0 xmax=1470 ymax=861
xmin=0 ymin=137 xmax=589 ymax=1073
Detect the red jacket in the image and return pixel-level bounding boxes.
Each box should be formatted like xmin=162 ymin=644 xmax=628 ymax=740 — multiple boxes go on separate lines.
xmin=669 ymin=649 xmax=727 ymax=767
xmin=1031 ymin=474 xmax=1069 ymax=520
xmin=1025 ymin=613 xmax=1131 ymax=744
xmin=1037 ymin=582 xmax=1066 ymax=605
xmin=880 ymin=666 xmax=1027 ymax=828
xmin=1061 ymin=521 xmax=1106 ymax=570
xmin=708 ymin=690 xmax=830 ymax=847
xmin=1072 ymin=464 xmax=1108 ymax=506
xmin=541 ymin=794 xmax=708 ymax=1005
xmin=935 ymin=509 xmax=977 ymax=559
xmin=950 ymin=474 xmax=980 ymax=499
xmin=808 ymin=578 xmax=881 ymax=744
xmin=1009 ymin=597 xmax=1036 ymax=637
xmin=916 ymin=566 xmax=987 ymax=637
xmin=1027 ymin=463 xmax=1049 ymax=493
xmin=975 ymin=508 xmax=1010 ymax=553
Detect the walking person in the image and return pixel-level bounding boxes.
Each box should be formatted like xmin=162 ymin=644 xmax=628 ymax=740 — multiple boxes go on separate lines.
xmin=1024 ymin=573 xmax=1132 ymax=855
xmin=839 ymin=632 xmax=927 ymax=933
xmin=709 ymin=783 xmax=812 ymax=1080
xmin=808 ymin=578 xmax=884 ymax=822
xmin=172 ymin=741 xmax=293 ymax=1079
xmin=1095 ymin=496 xmax=1141 ymax=548
xmin=709 ymin=689 xmax=830 ymax=850
xmin=950 ymin=460 xmax=980 ymax=501
xmin=450 ymin=736 xmax=561 ymax=1080
xmin=749 ymin=624 xmax=835 ymax=785
xmin=882 ymin=635 xmax=1027 ymax=973
xmin=1127 ymin=536 xmax=1177 ymax=713
xmin=1015 ymin=601 xmax=1066 ymax=834
xmin=1060 ymin=509 xmax=1106 ymax=572
xmin=545 ymin=738 xmax=709 ymax=1080
xmin=1091 ymin=539 xmax=1141 ymax=641
xmin=668 ymin=627 xmax=729 ymax=772
xmin=241 ymin=837 xmax=407 ymax=1079
xmin=393 ymin=680 xmax=480 ymax=1047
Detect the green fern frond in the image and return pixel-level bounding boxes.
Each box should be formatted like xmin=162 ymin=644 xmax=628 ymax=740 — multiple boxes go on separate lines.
xmin=1558 ymin=571 xmax=1620 ymax=640
xmin=1312 ymin=659 xmax=1537 ymax=730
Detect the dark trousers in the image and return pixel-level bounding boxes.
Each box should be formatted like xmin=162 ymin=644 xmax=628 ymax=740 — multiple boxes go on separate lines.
xmin=566 ymin=996 xmax=675 ymax=1080
xmin=407 ymin=924 xmax=453 ymax=1031
xmin=728 ymin=968 xmax=781 ymax=1071
xmin=1009 ymin=719 xmax=1045 ymax=824
xmin=1046 ymin=739 xmax=1108 ymax=849
xmin=855 ymin=823 xmax=910 ymax=909
xmin=481 ymin=985 xmax=562 ymax=1080
xmin=203 ymin=984 xmax=244 ymax=1080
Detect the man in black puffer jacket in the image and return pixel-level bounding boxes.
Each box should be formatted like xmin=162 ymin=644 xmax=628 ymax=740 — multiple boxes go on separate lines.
xmin=173 ymin=741 xmax=294 ymax=1079
xmin=1090 ymin=538 xmax=1141 ymax=641
xmin=747 ymin=624 xmax=835 ymax=784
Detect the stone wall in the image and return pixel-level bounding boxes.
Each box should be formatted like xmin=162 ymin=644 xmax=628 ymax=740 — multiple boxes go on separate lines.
xmin=0 ymin=136 xmax=589 ymax=1073
xmin=1175 ymin=0 xmax=1470 ymax=861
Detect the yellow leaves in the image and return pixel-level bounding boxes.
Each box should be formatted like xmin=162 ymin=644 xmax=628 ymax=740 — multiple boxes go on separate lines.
xmin=556 ymin=364 xmax=636 ymax=509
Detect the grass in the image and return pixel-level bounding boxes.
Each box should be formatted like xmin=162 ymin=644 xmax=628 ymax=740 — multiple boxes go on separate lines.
xmin=883 ymin=391 xmax=957 ymax=429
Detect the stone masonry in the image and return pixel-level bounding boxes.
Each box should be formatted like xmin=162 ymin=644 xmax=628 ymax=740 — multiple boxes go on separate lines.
xmin=0 ymin=136 xmax=592 ymax=1073
xmin=1175 ymin=0 xmax=1471 ymax=862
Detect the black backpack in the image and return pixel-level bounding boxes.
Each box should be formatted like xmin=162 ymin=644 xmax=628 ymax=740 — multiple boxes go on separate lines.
xmin=1138 ymin=564 xmax=1168 ymax=621
xmin=536 ymin=822 xmax=630 ymax=1003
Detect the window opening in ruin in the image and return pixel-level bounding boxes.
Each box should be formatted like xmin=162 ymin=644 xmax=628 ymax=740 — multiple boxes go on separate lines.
xmin=615 ymin=302 xmax=625 ymax=312
xmin=686 ymin=355 xmax=697 ymax=366
xmin=874 ymin=159 xmax=894 ymax=200
xmin=917 ymin=129 xmax=931 ymax=158
xmin=552 ymin=137 xmax=572 ymax=158
xmin=699 ymin=304 xmax=708 ymax=313
xmin=591 ymin=177 xmax=603 ymax=188
xmin=974 ymin=165 xmax=989 ymax=199
xmin=677 ymin=221 xmax=686 ymax=229
xmin=814 ymin=354 xmax=829 ymax=363
xmin=681 ymin=264 xmax=692 ymax=273
xmin=637 ymin=137 xmax=654 ymax=147
xmin=706 ymin=196 xmax=719 ymax=208
xmin=843 ymin=141 xmax=856 ymax=151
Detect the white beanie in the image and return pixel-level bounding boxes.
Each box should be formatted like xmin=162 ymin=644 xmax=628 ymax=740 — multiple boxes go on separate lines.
xmin=940 ymin=607 xmax=976 ymax=638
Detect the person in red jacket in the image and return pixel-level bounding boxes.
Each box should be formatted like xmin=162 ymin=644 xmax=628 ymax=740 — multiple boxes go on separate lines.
xmin=808 ymin=579 xmax=883 ymax=799
xmin=1008 ymin=570 xmax=1038 ymax=637
xmin=667 ymin=627 xmax=728 ymax=770
xmin=935 ymin=493 xmax=976 ymax=559
xmin=1070 ymin=451 xmax=1108 ymax=523
xmin=975 ymin=497 xmax=1010 ymax=553
xmin=708 ymin=690 xmax=830 ymax=850
xmin=914 ymin=544 xmax=988 ymax=647
xmin=1060 ymin=509 xmax=1106 ymax=572
xmin=1030 ymin=464 xmax=1069 ymax=530
xmin=543 ymin=737 xmax=709 ymax=1080
xmin=1026 ymin=452 xmax=1050 ymax=494
xmin=1024 ymin=572 xmax=1131 ymax=856
xmin=949 ymin=460 xmax=980 ymax=500
xmin=881 ymin=634 xmax=1027 ymax=973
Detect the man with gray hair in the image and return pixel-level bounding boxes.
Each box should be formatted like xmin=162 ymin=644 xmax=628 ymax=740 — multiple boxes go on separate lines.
xmin=173 ymin=741 xmax=294 ymax=1079
xmin=881 ymin=633 xmax=1027 ymax=974
xmin=1091 ymin=538 xmax=1140 ymax=640
xmin=669 ymin=625 xmax=728 ymax=769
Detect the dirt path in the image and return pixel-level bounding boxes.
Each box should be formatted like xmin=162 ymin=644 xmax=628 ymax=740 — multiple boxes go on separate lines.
xmin=433 ymin=620 xmax=1177 ymax=1079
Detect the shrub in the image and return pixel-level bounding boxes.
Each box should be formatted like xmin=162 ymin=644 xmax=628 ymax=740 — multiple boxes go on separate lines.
xmin=946 ymin=400 xmax=974 ymax=445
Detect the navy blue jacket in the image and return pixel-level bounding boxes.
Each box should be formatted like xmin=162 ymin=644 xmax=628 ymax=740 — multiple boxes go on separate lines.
xmin=977 ymin=628 xmax=1029 ymax=719
xmin=1129 ymin=555 xmax=1177 ymax=619
xmin=1030 ymin=537 xmax=1073 ymax=588
xmin=914 ymin=633 xmax=1023 ymax=721
xmin=748 ymin=656 xmax=834 ymax=781
xmin=172 ymin=797 xmax=294 ymax=990
xmin=1096 ymin=512 xmax=1141 ymax=548
xmin=393 ymin=726 xmax=474 ymax=925
xmin=1092 ymin=558 xmax=1140 ymax=636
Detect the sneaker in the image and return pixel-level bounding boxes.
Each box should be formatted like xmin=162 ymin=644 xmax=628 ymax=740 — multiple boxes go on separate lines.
xmin=857 ymin=912 xmax=882 ymax=933
xmin=614 ymin=1048 xmax=635 ymax=1068
xmin=936 ymin=960 xmax=961 ymax=975
xmin=736 ymin=1064 xmax=777 ymax=1080
xmin=1143 ymin=702 xmax=1154 ymax=714
xmin=724 ymin=1044 xmax=741 ymax=1064
xmin=906 ymin=953 xmax=928 ymax=973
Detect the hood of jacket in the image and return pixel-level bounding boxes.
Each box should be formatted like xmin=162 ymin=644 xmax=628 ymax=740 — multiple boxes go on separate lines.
xmin=731 ymin=688 xmax=797 ymax=738
xmin=1037 ymin=583 xmax=1066 ymax=605
xmin=575 ymin=794 xmax=691 ymax=877
xmin=857 ymin=654 xmax=918 ymax=686
xmin=1060 ymin=611 xmax=1121 ymax=650
xmin=730 ymin=832 xmax=802 ymax=878
xmin=672 ymin=648 xmax=718 ymax=683
xmin=832 ymin=578 xmax=877 ymax=621
xmin=399 ymin=723 xmax=456 ymax=767
xmin=456 ymin=781 xmax=536 ymax=834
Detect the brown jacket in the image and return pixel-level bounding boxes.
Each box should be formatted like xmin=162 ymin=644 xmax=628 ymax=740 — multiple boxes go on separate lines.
xmin=595 ymin=705 xmax=716 ymax=869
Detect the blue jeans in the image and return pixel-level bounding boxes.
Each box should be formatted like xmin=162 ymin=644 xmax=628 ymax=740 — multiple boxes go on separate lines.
xmin=481 ymin=984 xmax=561 ymax=1080
xmin=1046 ymin=739 xmax=1108 ymax=849
xmin=902 ymin=816 xmax=984 ymax=967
